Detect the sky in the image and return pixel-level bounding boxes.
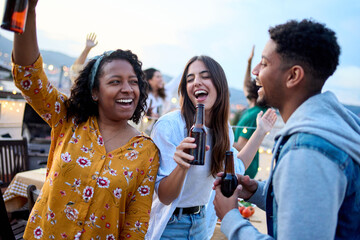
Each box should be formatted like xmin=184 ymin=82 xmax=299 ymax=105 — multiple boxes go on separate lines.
xmin=1 ymin=0 xmax=360 ymax=105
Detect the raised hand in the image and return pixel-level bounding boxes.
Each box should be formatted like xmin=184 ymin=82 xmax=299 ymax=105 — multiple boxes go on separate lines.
xmin=256 ymin=108 xmax=277 ymax=135
xmin=248 ymin=45 xmax=255 ymax=63
xmin=85 ymin=33 xmax=98 ymax=49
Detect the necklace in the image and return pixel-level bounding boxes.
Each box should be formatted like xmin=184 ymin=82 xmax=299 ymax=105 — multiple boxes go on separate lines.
xmin=103 ymin=127 xmax=124 ymax=144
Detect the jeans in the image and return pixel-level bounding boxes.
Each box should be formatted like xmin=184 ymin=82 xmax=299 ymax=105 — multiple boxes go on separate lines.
xmin=160 ymin=206 xmax=208 ymax=240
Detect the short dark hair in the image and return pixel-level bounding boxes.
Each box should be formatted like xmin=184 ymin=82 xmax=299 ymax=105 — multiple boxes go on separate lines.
xmin=65 ymin=49 xmax=148 ymax=125
xmin=269 ymin=19 xmax=341 ymax=90
xmin=245 ymin=79 xmax=268 ymax=107
xmin=245 ymin=78 xmax=259 ymax=101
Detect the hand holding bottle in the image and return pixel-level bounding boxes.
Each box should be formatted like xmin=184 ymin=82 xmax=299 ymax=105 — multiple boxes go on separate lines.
xmin=173 ymin=137 xmax=210 ymax=169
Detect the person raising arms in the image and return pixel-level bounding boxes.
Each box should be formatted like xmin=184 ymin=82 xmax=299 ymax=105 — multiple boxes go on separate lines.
xmin=12 ymin=1 xmax=159 ymax=239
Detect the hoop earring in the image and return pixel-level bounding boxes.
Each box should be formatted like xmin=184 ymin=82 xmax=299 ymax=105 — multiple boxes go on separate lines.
xmin=92 ymin=96 xmax=98 ymax=101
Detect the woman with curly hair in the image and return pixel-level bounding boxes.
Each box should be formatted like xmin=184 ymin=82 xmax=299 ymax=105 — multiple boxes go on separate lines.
xmin=11 ymin=1 xmax=159 ymax=239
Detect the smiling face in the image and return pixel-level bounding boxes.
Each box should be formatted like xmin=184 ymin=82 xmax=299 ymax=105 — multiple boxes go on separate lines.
xmin=93 ymin=59 xmax=140 ymax=123
xmin=186 ymin=60 xmax=217 ymax=113
xmin=252 ymin=39 xmax=288 ymax=110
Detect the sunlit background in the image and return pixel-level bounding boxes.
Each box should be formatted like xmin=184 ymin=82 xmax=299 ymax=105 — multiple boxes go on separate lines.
xmin=0 ymin=0 xmax=359 ymax=105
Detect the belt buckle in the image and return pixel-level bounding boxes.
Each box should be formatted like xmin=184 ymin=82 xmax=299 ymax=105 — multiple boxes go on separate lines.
xmin=193 ymin=206 xmax=201 ymax=214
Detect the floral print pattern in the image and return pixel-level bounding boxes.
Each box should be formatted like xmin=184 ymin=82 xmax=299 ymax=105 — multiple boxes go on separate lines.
xmin=13 ymin=56 xmax=160 ymax=239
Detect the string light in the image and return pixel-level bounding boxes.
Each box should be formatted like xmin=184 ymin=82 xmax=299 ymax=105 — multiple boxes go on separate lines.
xmin=242 ymin=128 xmax=248 ymax=134
xmin=48 ymin=65 xmax=54 ymax=71
xmin=12 ymin=90 xmax=17 ymax=94
xmin=143 ymin=117 xmax=149 ymax=123
xmin=0 ymin=86 xmax=3 ymax=91
xmin=171 ymin=97 xmax=177 ymax=104
xmin=0 ymin=100 xmax=25 ymax=113
xmin=266 ymin=149 xmax=272 ymax=154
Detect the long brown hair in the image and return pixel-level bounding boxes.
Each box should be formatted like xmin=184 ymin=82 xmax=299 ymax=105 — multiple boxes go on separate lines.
xmin=178 ymin=56 xmax=230 ymax=176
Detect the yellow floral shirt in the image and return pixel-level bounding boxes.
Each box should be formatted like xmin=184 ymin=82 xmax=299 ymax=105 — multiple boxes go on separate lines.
xmin=12 ymin=56 xmax=160 ymax=240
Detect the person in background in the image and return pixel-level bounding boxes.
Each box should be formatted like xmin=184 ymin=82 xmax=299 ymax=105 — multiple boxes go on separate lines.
xmin=12 ymin=0 xmax=159 ymax=239
xmin=69 ymin=32 xmax=98 ymax=83
xmin=139 ymin=68 xmax=181 ymax=134
xmin=144 ymin=68 xmax=166 ymax=119
xmin=213 ymin=19 xmax=360 ymax=239
xmin=233 ymin=45 xmax=269 ymax=179
xmin=146 ymin=55 xmax=277 ymax=240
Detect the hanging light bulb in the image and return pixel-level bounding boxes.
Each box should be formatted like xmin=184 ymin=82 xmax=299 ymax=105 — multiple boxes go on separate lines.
xmin=242 ymin=128 xmax=248 ymax=134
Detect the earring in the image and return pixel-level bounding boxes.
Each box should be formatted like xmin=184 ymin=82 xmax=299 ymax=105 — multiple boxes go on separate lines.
xmin=92 ymin=96 xmax=98 ymax=101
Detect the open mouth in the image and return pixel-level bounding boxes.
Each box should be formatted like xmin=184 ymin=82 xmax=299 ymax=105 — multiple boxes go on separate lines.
xmin=255 ymin=78 xmax=262 ymax=87
xmin=194 ymin=90 xmax=208 ymax=100
xmin=116 ymin=99 xmax=133 ymax=105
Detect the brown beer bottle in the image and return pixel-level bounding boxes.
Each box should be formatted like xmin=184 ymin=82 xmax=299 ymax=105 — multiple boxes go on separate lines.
xmin=1 ymin=0 xmax=29 ymax=34
xmin=188 ymin=103 xmax=206 ymax=165
xmin=221 ymin=151 xmax=238 ymax=197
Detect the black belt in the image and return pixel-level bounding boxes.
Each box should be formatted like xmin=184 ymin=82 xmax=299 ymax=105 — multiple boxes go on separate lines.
xmin=174 ymin=206 xmax=203 ymax=215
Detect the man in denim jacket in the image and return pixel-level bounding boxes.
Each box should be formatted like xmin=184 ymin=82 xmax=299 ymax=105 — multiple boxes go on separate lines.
xmin=213 ymin=19 xmax=360 ymax=239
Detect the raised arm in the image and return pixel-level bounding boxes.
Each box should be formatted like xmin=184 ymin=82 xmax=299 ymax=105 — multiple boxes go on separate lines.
xmin=243 ymin=45 xmax=255 ymax=98
xmin=13 ymin=0 xmax=39 ymax=65
xmin=73 ymin=33 xmax=98 ymax=66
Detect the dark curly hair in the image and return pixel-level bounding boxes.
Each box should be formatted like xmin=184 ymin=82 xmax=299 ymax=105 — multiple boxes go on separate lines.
xmin=269 ymin=19 xmax=341 ymax=91
xmin=65 ymin=49 xmax=148 ymax=125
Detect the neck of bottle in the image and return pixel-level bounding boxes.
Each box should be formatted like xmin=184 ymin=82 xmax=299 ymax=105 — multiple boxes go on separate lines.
xmin=194 ymin=104 xmax=205 ymax=127
xmin=224 ymin=152 xmax=235 ymax=174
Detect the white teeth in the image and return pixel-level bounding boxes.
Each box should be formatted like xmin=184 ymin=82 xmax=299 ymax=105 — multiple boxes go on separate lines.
xmin=195 ymin=90 xmax=207 ymax=96
xmin=116 ymin=99 xmax=132 ymax=103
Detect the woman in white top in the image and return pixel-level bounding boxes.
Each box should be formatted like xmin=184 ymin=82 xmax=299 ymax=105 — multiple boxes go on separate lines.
xmin=146 ymin=55 xmax=277 ymax=240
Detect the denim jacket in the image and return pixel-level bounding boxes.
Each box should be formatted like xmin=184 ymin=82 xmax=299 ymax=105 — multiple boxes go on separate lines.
xmin=266 ymin=132 xmax=360 ymax=239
